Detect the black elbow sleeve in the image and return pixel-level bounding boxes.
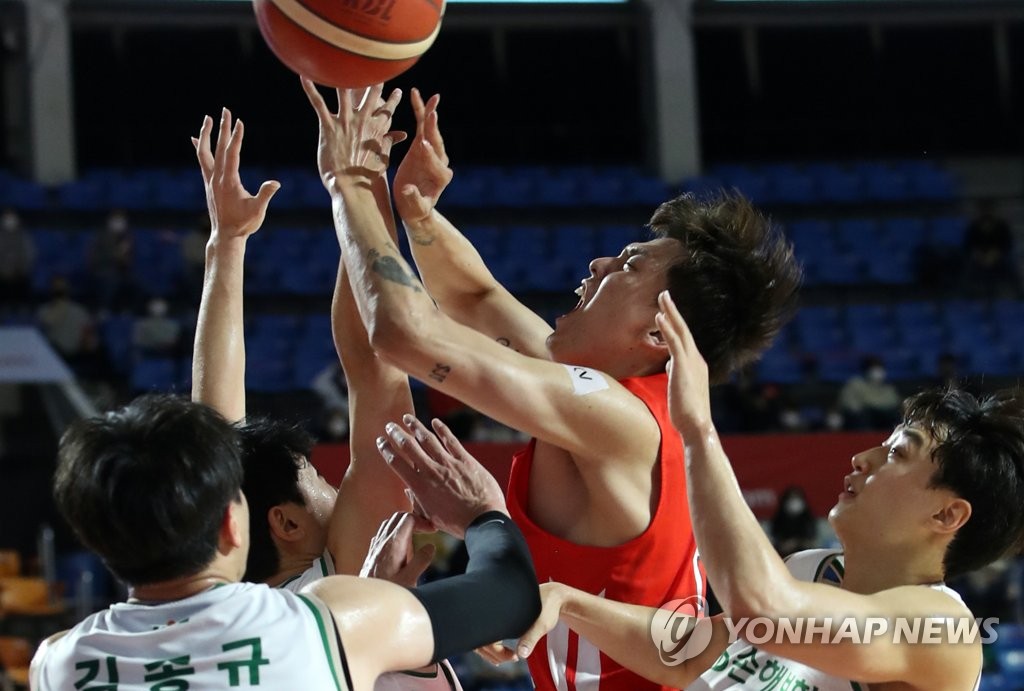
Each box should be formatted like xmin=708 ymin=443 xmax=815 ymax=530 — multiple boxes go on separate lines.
xmin=412 ymin=511 xmax=541 ymax=663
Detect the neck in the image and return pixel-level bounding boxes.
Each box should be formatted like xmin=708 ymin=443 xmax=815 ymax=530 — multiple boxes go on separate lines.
xmin=129 ymin=569 xmax=235 ymax=603
xmin=840 ymin=541 xmax=946 ymax=594
xmin=267 ymin=547 xmax=322 ymax=587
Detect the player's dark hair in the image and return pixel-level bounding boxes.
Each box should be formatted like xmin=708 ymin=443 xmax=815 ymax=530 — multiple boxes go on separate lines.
xmin=236 ymin=417 xmax=315 ymax=583
xmin=53 ymin=395 xmax=243 ymax=585
xmin=649 ymin=192 xmax=801 ymax=383
xmin=903 ymin=387 xmax=1024 ymax=577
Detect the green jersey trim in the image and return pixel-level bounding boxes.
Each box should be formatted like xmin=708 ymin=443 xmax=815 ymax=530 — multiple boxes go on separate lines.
xmin=297 ymin=593 xmax=344 ymax=691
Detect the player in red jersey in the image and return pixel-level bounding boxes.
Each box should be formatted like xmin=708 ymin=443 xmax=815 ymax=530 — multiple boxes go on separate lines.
xmin=301 ymin=80 xmax=801 ymax=691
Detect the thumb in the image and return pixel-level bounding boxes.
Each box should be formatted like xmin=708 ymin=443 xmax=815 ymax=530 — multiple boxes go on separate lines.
xmin=408 ymin=542 xmax=436 ymax=576
xmin=516 ymin=613 xmax=554 ymax=659
xmin=256 ymin=180 xmax=281 ymax=206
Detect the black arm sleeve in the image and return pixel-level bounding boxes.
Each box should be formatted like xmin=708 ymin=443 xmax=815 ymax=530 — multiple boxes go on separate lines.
xmin=411 ymin=511 xmax=541 ymax=663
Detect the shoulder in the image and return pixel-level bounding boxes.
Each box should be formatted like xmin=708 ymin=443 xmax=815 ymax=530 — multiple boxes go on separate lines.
xmin=29 ymin=629 xmax=69 ymax=688
xmin=783 ymin=549 xmax=845 ymax=585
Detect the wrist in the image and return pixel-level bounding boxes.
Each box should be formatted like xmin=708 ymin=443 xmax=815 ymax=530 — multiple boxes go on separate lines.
xmin=327 ymin=174 xmax=375 ymax=198
xmin=682 ymin=421 xmax=720 ymax=451
xmin=205 ymin=234 xmax=247 ymax=257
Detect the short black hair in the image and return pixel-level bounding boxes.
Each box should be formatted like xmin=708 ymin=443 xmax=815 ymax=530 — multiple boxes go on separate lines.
xmin=53 ymin=395 xmax=243 ymax=585
xmin=649 ymin=192 xmax=802 ymax=383
xmin=236 ymin=417 xmax=315 ymax=583
xmin=903 ymin=388 xmax=1024 ymax=578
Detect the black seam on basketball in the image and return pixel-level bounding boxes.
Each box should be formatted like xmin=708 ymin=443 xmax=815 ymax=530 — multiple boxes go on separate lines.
xmin=271 ymin=2 xmax=412 ymax=62
xmin=285 ymin=0 xmax=439 ymax=47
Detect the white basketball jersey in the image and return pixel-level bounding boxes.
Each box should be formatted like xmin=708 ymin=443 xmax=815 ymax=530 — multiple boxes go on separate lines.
xmin=274 ymin=550 xmax=465 ymax=691
xmin=35 ymin=582 xmax=350 ymax=691
xmin=278 ymin=550 xmax=336 ymax=593
xmin=686 ymin=550 xmax=980 ymax=691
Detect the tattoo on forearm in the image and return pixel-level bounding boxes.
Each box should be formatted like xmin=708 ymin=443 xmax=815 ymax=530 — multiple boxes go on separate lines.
xmin=368 ymin=249 xmax=422 ymax=293
xmin=409 ymin=229 xmax=435 ymax=247
xmin=429 ymin=363 xmax=451 ymax=383
xmin=496 ymin=337 xmax=519 ymax=352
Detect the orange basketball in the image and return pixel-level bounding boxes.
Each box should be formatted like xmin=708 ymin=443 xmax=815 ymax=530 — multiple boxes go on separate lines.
xmin=253 ymin=0 xmax=445 ymax=88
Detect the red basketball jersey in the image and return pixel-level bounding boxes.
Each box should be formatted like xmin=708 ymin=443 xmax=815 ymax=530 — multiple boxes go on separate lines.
xmin=507 ymin=372 xmax=705 ymax=691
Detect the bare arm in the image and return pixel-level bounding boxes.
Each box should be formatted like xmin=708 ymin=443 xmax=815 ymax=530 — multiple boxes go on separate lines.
xmin=392 ymin=89 xmax=552 ymax=358
xmin=506 ymin=582 xmax=730 ymax=689
xmin=303 ymin=80 xmax=658 ymax=471
xmin=657 ymin=292 xmax=980 ymax=688
xmin=190 ymin=109 xmax=280 ymax=422
xmin=329 ymin=171 xmax=414 ymax=575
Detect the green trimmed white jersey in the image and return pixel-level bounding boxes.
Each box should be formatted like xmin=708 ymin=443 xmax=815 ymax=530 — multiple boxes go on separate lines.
xmin=685 ymin=550 xmax=980 ymax=691
xmin=34 ymin=582 xmax=350 ymax=691
xmin=274 ymin=550 xmax=464 ymax=691
xmin=277 ymin=550 xmax=336 ymax=593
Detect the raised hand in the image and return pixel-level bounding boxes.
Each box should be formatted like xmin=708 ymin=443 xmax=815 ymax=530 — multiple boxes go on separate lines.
xmin=393 ymin=88 xmax=454 ymax=224
xmin=192 ymin=108 xmax=280 ymax=239
xmin=656 ymin=291 xmax=713 ymax=439
xmin=359 ymin=512 xmax=437 ymax=588
xmin=376 ymin=415 xmax=506 ymax=539
xmin=300 ymin=78 xmax=407 ymax=190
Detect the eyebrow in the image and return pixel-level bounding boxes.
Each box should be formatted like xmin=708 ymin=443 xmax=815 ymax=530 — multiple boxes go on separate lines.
xmin=902 ymin=428 xmax=926 ymax=451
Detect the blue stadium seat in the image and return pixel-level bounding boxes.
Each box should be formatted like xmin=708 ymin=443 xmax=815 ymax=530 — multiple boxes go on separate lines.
xmin=859 ymin=163 xmax=910 ymax=202
xmin=0 ymin=178 xmax=47 ymax=210
xmin=879 ymin=218 xmax=927 ymax=249
xmin=490 ymin=170 xmax=537 ymax=208
xmin=249 ymin=314 xmax=302 ymax=340
xmin=767 ymin=166 xmax=816 ymax=205
xmin=928 ymin=217 xmax=968 ymax=248
xmin=57 ymin=179 xmax=105 ymax=210
xmin=815 ymin=254 xmax=864 ymax=285
xmin=245 ymin=359 xmax=293 ymax=392
xmin=626 ymin=175 xmax=669 ymax=206
xmin=582 ymin=171 xmax=630 ymax=207
xmin=131 ymin=357 xmax=178 ymax=391
xmin=552 ymin=225 xmax=597 ymax=263
xmin=864 ymin=250 xmax=915 ymax=285
xmin=303 ymin=314 xmax=332 ymax=344
xmin=443 ymin=172 xmax=488 ymax=208
xmin=101 ymin=316 xmax=135 ymax=376
xmin=794 ymin=306 xmax=842 ymax=330
xmin=535 ymin=172 xmax=580 ymax=207
xmin=720 ymin=170 xmax=769 ymax=205
xmin=598 ymin=225 xmax=642 ymax=257
xmin=900 ymin=162 xmax=957 ymax=201
xmin=807 ymin=163 xmax=863 ymax=203
xmin=892 ymin=301 xmax=940 ymax=327
xmin=292 ymin=341 xmax=336 ymax=389
xmin=835 ymin=219 xmax=880 ymax=251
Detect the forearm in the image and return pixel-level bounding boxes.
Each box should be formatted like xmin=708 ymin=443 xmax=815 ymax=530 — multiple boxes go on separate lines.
xmin=329 ymin=257 xmax=414 ymax=575
xmin=191 ymin=237 xmax=248 ymax=423
xmin=330 ymin=180 xmax=439 ymax=368
xmin=413 ymin=512 xmax=540 ymax=663
xmin=403 ymin=210 xmax=499 ymax=308
xmin=685 ymin=427 xmax=794 ymax=619
xmin=556 ymin=585 xmax=696 ymax=687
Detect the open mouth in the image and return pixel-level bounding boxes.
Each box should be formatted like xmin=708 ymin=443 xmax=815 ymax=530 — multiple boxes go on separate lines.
xmin=842 ymin=476 xmax=857 ymax=497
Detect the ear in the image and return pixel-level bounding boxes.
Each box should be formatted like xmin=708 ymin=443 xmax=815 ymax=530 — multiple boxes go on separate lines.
xmin=931 ymin=497 xmax=972 ymax=536
xmin=219 ymin=498 xmax=246 ymax=554
xmin=644 ymin=327 xmax=669 ymax=350
xmin=267 ymin=504 xmax=306 ymax=543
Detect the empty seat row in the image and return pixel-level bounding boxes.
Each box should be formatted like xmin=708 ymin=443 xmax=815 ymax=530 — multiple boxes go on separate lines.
xmin=0 ymin=159 xmax=959 ymax=212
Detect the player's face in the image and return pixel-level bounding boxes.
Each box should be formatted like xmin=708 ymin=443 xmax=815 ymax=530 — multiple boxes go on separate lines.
xmin=295 ymin=457 xmax=338 ymax=548
xmin=547 ymin=238 xmax=684 ymax=372
xmin=829 ymin=424 xmax=947 ymax=551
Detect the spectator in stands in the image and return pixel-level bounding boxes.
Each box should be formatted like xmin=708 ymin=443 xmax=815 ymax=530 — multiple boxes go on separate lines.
xmin=769 ymin=485 xmax=818 ymax=557
xmin=0 ymin=208 xmax=35 ymax=308
xmin=36 ymin=276 xmax=95 ymax=360
xmin=838 ymin=355 xmax=902 ymax=430
xmin=132 ymin=297 xmax=181 ymax=356
xmin=788 ymin=357 xmax=842 ymax=431
xmin=89 ymin=209 xmax=135 ymax=312
xmin=961 ymin=198 xmax=1019 ymax=298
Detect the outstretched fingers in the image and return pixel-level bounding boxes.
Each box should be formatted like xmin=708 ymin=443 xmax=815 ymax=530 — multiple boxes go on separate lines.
xmin=194 ymin=115 xmax=215 ymax=182
xmin=431 ymin=418 xmax=470 ymax=461
xmin=301 ymin=76 xmax=334 ymax=123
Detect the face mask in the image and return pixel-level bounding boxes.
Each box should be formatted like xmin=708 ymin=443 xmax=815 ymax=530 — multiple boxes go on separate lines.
xmin=148 ymin=299 xmax=168 ymax=318
xmin=327 ymin=414 xmax=348 ymax=438
xmin=107 ymin=214 xmax=127 ymax=233
xmin=784 ymin=497 xmax=806 ymax=515
xmin=867 ymin=366 xmax=886 ymax=383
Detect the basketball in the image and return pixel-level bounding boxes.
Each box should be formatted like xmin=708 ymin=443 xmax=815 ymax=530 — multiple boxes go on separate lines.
xmin=253 ymin=0 xmax=445 ymax=88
